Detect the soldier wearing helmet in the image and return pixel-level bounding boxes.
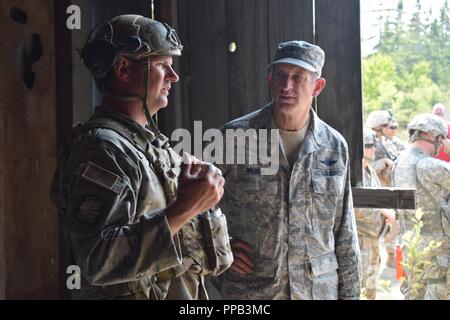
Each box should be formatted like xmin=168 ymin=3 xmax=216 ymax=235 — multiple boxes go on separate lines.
xmin=392 ymin=113 xmax=450 ymax=299
xmin=354 ymin=129 xmax=395 ymax=299
xmin=366 ymin=111 xmax=398 ymax=186
xmin=51 ymin=15 xmax=232 ymax=300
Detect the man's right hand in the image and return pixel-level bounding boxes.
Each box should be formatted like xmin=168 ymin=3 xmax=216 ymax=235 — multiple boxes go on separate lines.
xmin=166 ymin=153 xmax=225 ymax=235
xmin=230 ymin=239 xmax=255 ymax=276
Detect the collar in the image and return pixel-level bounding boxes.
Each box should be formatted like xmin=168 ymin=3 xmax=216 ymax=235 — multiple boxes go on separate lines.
xmin=94 ymin=106 xmax=169 ymax=148
xmin=257 ymin=103 xmax=321 ymax=158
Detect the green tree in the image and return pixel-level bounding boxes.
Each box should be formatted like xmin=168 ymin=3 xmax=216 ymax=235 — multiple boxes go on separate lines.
xmin=363 ymin=0 xmax=450 ymax=132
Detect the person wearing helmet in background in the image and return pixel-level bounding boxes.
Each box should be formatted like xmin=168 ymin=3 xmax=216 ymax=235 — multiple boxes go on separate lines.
xmin=366 ymin=110 xmax=402 ymax=268
xmin=384 ymin=118 xmax=406 ymax=153
xmin=431 ymin=103 xmax=450 ymax=162
xmin=392 ymin=113 xmax=450 ymax=300
xmin=355 ymin=129 xmax=396 ymax=300
xmin=366 ymin=110 xmax=397 ymax=187
xmin=51 ymin=15 xmax=232 ymax=300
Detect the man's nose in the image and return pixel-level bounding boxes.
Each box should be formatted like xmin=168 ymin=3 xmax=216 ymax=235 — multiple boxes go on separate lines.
xmin=167 ymin=66 xmax=179 ymax=82
xmin=280 ymin=77 xmax=293 ymax=91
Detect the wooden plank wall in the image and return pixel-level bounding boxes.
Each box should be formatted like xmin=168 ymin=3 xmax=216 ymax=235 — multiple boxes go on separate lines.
xmin=0 ymin=0 xmax=59 ymax=299
xmin=315 ymin=0 xmax=363 ymax=186
xmin=156 ymin=0 xmax=314 ymax=137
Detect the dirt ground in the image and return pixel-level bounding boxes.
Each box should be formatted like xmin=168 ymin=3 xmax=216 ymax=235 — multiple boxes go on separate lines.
xmin=370 ymin=242 xmax=404 ymax=300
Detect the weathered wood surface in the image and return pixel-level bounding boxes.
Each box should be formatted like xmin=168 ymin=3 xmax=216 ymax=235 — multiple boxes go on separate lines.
xmin=315 ymin=0 xmax=363 ymax=187
xmin=0 ymin=0 xmax=59 ymax=299
xmin=352 ymin=187 xmax=416 ymax=210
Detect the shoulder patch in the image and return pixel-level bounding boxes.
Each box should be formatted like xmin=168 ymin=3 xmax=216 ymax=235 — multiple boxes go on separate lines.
xmin=81 ymin=162 xmax=125 ymax=193
xmin=77 ymin=197 xmax=103 ymax=224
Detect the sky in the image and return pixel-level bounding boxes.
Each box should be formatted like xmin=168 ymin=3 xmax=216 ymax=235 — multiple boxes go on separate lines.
xmin=360 ymin=0 xmax=447 ymax=56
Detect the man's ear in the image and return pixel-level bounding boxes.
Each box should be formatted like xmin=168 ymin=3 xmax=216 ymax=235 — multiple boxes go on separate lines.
xmin=312 ymin=78 xmax=326 ymax=97
xmin=267 ymin=73 xmax=273 ymax=86
xmin=113 ymin=56 xmax=132 ymax=82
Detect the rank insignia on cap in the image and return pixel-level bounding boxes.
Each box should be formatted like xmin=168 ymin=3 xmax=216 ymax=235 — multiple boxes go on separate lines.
xmin=81 ymin=162 xmax=125 ymax=193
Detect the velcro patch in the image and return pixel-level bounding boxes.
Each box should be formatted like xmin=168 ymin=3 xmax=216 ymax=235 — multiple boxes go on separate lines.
xmin=77 ymin=197 xmax=103 ymax=224
xmin=81 ymin=162 xmax=125 ymax=193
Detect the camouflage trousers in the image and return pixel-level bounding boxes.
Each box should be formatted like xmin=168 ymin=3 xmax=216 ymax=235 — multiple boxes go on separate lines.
xmin=358 ymin=235 xmax=381 ymax=298
xmin=423 ymin=254 xmax=450 ymax=300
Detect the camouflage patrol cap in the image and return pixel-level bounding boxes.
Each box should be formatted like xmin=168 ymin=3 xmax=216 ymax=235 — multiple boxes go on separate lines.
xmin=363 ymin=128 xmax=377 ymax=145
xmin=366 ymin=110 xmax=391 ymax=129
xmin=269 ymin=40 xmax=325 ymax=77
xmin=407 ymin=113 xmax=448 ymax=138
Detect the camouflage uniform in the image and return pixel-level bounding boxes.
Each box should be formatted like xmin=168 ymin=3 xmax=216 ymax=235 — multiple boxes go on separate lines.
xmin=371 ymin=136 xmax=397 ymax=187
xmin=390 ymin=136 xmax=406 ymax=153
xmin=355 ymin=166 xmax=386 ymax=299
xmin=216 ymin=104 xmax=362 ymax=300
xmin=51 ymin=107 xmax=231 ymax=299
xmin=392 ymin=114 xmax=450 ymax=300
xmin=382 ymin=136 xmax=405 ymax=262
xmin=51 ymin=15 xmax=232 ymax=300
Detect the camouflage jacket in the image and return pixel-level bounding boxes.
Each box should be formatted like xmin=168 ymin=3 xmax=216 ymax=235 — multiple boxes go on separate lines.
xmin=51 ymin=106 xmax=215 ymax=300
xmin=390 ymin=136 xmax=406 ymax=153
xmin=371 ymin=136 xmax=399 ymax=186
xmin=216 ymin=104 xmax=361 ymax=300
xmin=392 ymin=146 xmax=450 ymax=243
xmin=354 ymin=165 xmax=385 ymax=240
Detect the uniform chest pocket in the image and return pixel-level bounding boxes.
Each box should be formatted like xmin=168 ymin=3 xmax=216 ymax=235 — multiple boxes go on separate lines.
xmin=311 ymin=170 xmax=344 ymax=225
xmin=232 ymin=166 xmax=279 ymax=195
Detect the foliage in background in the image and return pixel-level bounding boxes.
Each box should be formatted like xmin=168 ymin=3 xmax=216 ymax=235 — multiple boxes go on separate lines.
xmin=362 ymin=0 xmax=450 ymax=139
xmin=401 ymin=209 xmax=442 ymax=299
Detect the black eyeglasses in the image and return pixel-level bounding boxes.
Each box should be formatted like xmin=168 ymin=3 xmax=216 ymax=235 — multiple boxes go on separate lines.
xmin=389 ymin=126 xmax=398 ymax=129
xmin=364 ymin=143 xmax=376 ymax=148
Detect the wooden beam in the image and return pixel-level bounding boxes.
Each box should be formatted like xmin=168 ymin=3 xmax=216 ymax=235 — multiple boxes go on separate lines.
xmin=352 ymin=187 xmax=416 ymax=209
xmin=315 ymin=0 xmax=363 ymax=187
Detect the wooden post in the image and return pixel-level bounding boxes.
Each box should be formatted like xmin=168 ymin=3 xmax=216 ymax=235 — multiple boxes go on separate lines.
xmin=0 ymin=0 xmax=59 ymax=299
xmin=315 ymin=0 xmax=363 ymax=187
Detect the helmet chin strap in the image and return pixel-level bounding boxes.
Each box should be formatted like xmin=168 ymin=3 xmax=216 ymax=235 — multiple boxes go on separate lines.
xmin=140 ymin=63 xmax=161 ymax=135
xmin=415 ymin=136 xmax=441 ymax=155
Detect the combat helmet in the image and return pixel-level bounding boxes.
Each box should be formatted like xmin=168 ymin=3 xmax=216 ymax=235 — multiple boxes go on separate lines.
xmin=363 ymin=128 xmax=377 ymax=146
xmin=407 ymin=113 xmax=448 ymax=139
xmin=408 ymin=113 xmax=448 ymax=155
xmin=79 ymin=14 xmax=182 ymax=82
xmin=366 ymin=110 xmax=392 ymax=130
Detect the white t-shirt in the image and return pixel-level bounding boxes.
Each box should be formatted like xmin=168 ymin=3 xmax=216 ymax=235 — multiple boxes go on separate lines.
xmin=277 ymin=119 xmax=309 ymax=166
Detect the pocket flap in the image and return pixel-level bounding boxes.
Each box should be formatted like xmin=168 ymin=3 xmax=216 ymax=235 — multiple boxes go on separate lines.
xmin=312 ymin=170 xmax=344 ymax=195
xmin=310 ymin=252 xmax=338 ymax=277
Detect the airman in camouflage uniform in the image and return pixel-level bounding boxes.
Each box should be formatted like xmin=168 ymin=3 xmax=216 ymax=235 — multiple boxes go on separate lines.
xmin=392 ymin=113 xmax=450 ymax=300
xmin=355 ymin=129 xmax=395 ymax=299
xmin=212 ymin=41 xmax=361 ymax=300
xmin=51 ymin=15 xmax=232 ymax=300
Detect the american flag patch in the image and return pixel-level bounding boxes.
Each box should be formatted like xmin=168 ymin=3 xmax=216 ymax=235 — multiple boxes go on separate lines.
xmin=81 ymin=162 xmax=124 ymax=193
